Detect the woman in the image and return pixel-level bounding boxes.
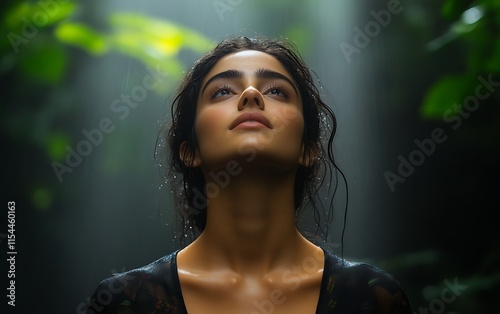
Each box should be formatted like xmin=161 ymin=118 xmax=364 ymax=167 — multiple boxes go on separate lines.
xmin=87 ymin=36 xmax=412 ymax=314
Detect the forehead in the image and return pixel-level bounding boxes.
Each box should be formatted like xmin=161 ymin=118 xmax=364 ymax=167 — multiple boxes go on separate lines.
xmin=203 ymin=50 xmax=293 ymax=82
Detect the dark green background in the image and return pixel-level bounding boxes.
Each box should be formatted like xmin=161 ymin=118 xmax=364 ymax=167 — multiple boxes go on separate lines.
xmin=1 ymin=0 xmax=499 ymax=313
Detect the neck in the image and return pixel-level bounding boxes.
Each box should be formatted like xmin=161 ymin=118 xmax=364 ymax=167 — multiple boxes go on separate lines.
xmin=192 ymin=167 xmax=309 ymax=274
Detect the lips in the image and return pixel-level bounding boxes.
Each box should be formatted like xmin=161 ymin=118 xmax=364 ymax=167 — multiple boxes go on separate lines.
xmin=229 ymin=112 xmax=273 ymax=130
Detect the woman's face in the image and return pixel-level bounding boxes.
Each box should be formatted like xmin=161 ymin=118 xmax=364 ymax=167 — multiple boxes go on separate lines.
xmin=192 ymin=50 xmax=307 ymax=172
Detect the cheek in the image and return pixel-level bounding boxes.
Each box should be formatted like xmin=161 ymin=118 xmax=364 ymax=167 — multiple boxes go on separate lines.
xmin=195 ymin=111 xmax=214 ymax=142
xmin=194 ymin=107 xmax=230 ymax=144
xmin=271 ymin=107 xmax=304 ymax=139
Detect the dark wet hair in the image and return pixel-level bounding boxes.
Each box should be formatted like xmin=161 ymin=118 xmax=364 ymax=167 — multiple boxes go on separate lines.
xmin=160 ymin=36 xmax=347 ymax=249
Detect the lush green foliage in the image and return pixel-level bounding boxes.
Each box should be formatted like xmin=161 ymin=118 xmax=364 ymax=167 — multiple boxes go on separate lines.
xmin=421 ymin=0 xmax=500 ymax=118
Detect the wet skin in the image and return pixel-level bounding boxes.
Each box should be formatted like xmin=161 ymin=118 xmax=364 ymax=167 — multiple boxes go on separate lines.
xmin=177 ymin=50 xmax=324 ymax=314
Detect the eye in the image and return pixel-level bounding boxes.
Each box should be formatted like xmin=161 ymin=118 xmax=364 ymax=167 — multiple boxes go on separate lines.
xmin=210 ymin=85 xmax=234 ymax=99
xmin=265 ymin=85 xmax=289 ymax=98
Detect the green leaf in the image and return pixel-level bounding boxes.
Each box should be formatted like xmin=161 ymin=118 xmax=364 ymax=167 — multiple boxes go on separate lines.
xmin=109 ymin=12 xmax=214 ymax=56
xmin=32 ymin=187 xmax=54 ymax=212
xmin=483 ymin=0 xmax=500 ymax=8
xmin=420 ymin=75 xmax=476 ymax=119
xmin=442 ymin=0 xmax=463 ymax=21
xmin=109 ymin=13 xmax=184 ymax=56
xmin=3 ymin=2 xmax=31 ymax=29
xmin=181 ymin=30 xmax=215 ymax=53
xmin=47 ymin=132 xmax=71 ymax=161
xmin=485 ymin=37 xmax=500 ymax=72
xmin=54 ymin=22 xmax=108 ymax=55
xmin=106 ymin=13 xmax=213 ymax=91
xmin=4 ymin=1 xmax=76 ymax=30
xmin=451 ymin=20 xmax=478 ymax=36
xmin=284 ymin=25 xmax=311 ymax=56
xmin=19 ymin=39 xmax=67 ymax=83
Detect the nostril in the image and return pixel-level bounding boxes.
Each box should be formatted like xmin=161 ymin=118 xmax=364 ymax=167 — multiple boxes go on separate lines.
xmin=254 ymin=98 xmax=260 ymax=106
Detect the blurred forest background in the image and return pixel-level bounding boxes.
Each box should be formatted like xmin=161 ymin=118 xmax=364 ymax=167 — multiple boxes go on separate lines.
xmin=1 ymin=0 xmax=499 ymax=313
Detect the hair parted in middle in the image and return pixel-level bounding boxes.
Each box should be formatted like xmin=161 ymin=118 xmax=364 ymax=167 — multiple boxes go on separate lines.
xmin=161 ymin=36 xmax=346 ymax=247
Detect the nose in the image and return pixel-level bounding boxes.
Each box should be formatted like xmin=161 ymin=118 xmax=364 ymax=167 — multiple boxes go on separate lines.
xmin=238 ymin=86 xmax=265 ymax=111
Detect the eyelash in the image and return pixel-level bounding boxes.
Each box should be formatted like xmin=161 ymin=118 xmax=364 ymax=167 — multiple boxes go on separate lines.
xmin=209 ymin=84 xmax=291 ymax=99
xmin=209 ymin=84 xmax=234 ymax=99
xmin=265 ymin=84 xmax=290 ymax=98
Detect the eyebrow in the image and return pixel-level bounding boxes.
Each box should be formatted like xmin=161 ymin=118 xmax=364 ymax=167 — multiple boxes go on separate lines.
xmin=201 ymin=68 xmax=298 ymax=95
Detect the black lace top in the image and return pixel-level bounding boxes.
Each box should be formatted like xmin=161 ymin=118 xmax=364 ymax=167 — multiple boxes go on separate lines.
xmin=86 ymin=248 xmax=411 ymax=313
